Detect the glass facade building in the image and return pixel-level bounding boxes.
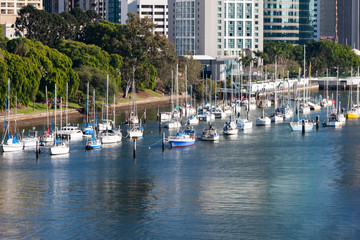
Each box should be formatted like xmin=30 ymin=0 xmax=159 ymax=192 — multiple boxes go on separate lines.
xmin=169 ymin=0 xmax=263 ymax=58
xmin=264 ymin=0 xmax=318 ymax=44
xmin=173 ymin=0 xmax=196 ymax=55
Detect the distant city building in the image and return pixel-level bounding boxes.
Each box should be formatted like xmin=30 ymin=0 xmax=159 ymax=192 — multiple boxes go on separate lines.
xmin=168 ymin=0 xmax=263 ymax=58
xmin=263 ymin=0 xmax=319 ymax=44
xmin=107 ymin=0 xmax=168 ymax=36
xmin=337 ymin=0 xmax=360 ymax=49
xmin=319 ymin=0 xmax=336 ymax=40
xmin=44 ymin=0 xmax=106 ymax=16
xmin=0 ymin=0 xmax=43 ymax=38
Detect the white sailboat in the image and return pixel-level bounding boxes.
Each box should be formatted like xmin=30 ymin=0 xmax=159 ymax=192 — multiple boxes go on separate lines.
xmin=1 ymin=79 xmax=23 ymax=152
xmin=290 ymin=82 xmax=314 ymax=132
xmin=58 ymin=82 xmax=83 ymax=140
xmin=128 ymin=67 xmax=144 ymax=138
xmin=269 ymin=67 xmax=284 ymax=123
xmin=101 ymin=93 xmax=122 ymax=144
xmin=40 ymin=85 xmax=55 ymax=143
xmin=85 ymin=89 xmax=102 ymax=149
xmin=236 ymin=65 xmax=253 ymax=130
xmin=50 ymin=84 xmax=69 ymax=155
xmin=165 ymin=64 xmax=181 ymax=129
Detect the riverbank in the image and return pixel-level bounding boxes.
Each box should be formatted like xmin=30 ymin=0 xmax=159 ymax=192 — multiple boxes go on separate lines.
xmin=0 ymin=94 xmax=188 ymax=129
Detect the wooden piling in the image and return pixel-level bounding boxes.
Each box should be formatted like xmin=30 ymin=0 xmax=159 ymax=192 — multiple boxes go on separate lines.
xmin=302 ymin=120 xmax=305 ymax=134
xmin=162 ymin=132 xmax=165 ymax=152
xmin=36 ymin=140 xmax=39 ymax=159
xmin=133 ymin=138 xmax=137 ymax=159
xmin=316 ymin=115 xmax=320 ymax=130
xmin=144 ymin=108 xmax=147 ymax=123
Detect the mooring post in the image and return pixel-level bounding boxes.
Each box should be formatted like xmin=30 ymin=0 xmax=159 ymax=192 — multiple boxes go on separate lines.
xmin=302 ymin=120 xmax=305 ymax=134
xmin=133 ymin=138 xmax=137 ymax=159
xmin=316 ymin=115 xmax=320 ymax=130
xmin=162 ymin=132 xmax=165 ymax=152
xmin=144 ymin=108 xmax=147 ymax=123
xmin=36 ymin=140 xmax=39 ymax=159
xmin=157 ymin=105 xmax=159 ymax=121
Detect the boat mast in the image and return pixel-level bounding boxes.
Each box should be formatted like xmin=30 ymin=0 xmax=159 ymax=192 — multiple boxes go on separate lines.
xmin=247 ymin=64 xmax=252 ymax=120
xmin=336 ymin=66 xmax=339 ymax=113
xmin=66 ymin=82 xmax=68 ymax=126
xmin=106 ymin=74 xmax=109 ymax=121
xmin=54 ymin=84 xmax=57 ymax=138
xmin=93 ymin=89 xmax=97 ymax=138
xmin=171 ymin=70 xmax=174 ymax=116
xmin=215 ymin=64 xmax=217 ymax=108
xmin=14 ymin=96 xmax=17 ymax=135
xmin=185 ymin=65 xmax=187 ymax=118
xmin=303 ymin=45 xmax=307 ymax=103
xmin=113 ymin=94 xmax=116 ymax=125
xmin=46 ymin=85 xmax=49 ymax=130
xmin=176 ymin=64 xmax=179 ymax=117
xmin=60 ymin=97 xmax=62 ymax=130
xmin=2 ymin=79 xmax=10 ymax=142
xmin=86 ymin=82 xmax=89 ymax=124
xmin=275 ymin=60 xmax=277 ymax=110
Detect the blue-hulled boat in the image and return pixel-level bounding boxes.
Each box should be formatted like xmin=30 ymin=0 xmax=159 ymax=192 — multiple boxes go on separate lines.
xmin=168 ymin=128 xmax=196 ymax=148
xmin=85 ymin=136 xmax=102 ymax=150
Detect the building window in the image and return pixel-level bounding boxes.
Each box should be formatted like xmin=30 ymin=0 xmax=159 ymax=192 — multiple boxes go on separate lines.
xmin=237 ymin=3 xmax=243 ymax=18
xmin=228 ymin=3 xmax=235 ymax=19
xmin=218 ymin=20 xmax=221 ymax=24
xmin=237 ymin=21 xmax=243 ymax=37
xmin=218 ymin=39 xmax=222 ymax=43
xmin=245 ymin=21 xmax=252 ymax=37
xmin=245 ymin=3 xmax=252 ymax=19
xmin=228 ymin=21 xmax=234 ymax=36
xmin=237 ymin=39 xmax=243 ymax=49
xmin=245 ymin=39 xmax=252 ymax=49
xmin=218 ymin=1 xmax=221 ymax=6
xmin=228 ymin=39 xmax=235 ymax=49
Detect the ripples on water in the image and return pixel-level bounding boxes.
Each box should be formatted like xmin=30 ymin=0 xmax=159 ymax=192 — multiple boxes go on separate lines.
xmin=1 ymin=100 xmax=360 ymax=239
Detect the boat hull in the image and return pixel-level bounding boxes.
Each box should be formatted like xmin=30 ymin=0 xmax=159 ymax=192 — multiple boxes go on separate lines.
xmin=256 ymin=118 xmax=271 ymax=126
xmin=1 ymin=143 xmax=23 ymax=152
xmin=169 ymin=139 xmax=195 ymax=147
xmin=50 ymin=146 xmax=69 ymax=155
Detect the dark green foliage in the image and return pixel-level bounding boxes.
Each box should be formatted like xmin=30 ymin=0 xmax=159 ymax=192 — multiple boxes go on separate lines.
xmin=76 ymin=66 xmax=118 ymax=100
xmin=264 ymin=40 xmax=360 ymax=76
xmin=15 ymin=6 xmax=100 ymax=47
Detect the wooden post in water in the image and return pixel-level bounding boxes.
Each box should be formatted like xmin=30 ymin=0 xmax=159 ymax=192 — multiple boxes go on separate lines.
xmin=36 ymin=140 xmax=39 ymax=159
xmin=133 ymin=138 xmax=137 ymax=159
xmin=316 ymin=115 xmax=320 ymax=130
xmin=157 ymin=105 xmax=159 ymax=121
xmin=302 ymin=120 xmax=305 ymax=134
xmin=144 ymin=108 xmax=147 ymax=123
xmin=162 ymin=132 xmax=165 ymax=152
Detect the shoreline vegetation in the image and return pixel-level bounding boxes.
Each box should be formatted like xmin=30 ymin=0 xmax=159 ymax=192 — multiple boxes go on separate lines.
xmin=0 ymin=91 xmax=188 ymax=126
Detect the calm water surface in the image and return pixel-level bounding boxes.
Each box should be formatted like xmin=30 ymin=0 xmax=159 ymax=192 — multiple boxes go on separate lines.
xmin=1 ymin=92 xmax=360 ymax=239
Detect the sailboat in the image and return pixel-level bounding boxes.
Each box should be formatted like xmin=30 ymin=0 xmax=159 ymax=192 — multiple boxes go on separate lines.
xmin=1 ymin=79 xmax=23 ymax=152
xmin=50 ymin=84 xmax=70 ymax=155
xmin=57 ymin=82 xmax=83 ymax=140
xmin=165 ymin=64 xmax=182 ymax=129
xmin=269 ymin=66 xmax=284 ymax=123
xmin=236 ymin=64 xmax=253 ymax=130
xmin=223 ymin=118 xmax=238 ymax=135
xmin=100 ymin=92 xmax=122 ymax=144
xmin=290 ymin=82 xmax=314 ymax=132
xmin=86 ymin=89 xmax=102 ymax=149
xmin=83 ymin=82 xmax=95 ymax=137
xmin=40 ymin=85 xmax=55 ymax=143
xmin=98 ymin=75 xmax=114 ymax=131
xmin=128 ymin=67 xmax=144 ymax=138
xmin=347 ymin=79 xmax=360 ymax=119
xmin=201 ymin=71 xmax=220 ymax=141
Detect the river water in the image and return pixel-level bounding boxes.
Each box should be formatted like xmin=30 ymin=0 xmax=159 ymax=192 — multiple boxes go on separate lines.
xmin=1 ymin=92 xmax=360 ymax=239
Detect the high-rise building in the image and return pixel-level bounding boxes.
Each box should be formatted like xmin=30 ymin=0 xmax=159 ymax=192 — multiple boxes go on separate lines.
xmin=337 ymin=0 xmax=360 ymax=49
xmin=168 ymin=0 xmax=263 ymax=58
xmin=44 ymin=0 xmax=106 ymax=16
xmin=263 ymin=0 xmax=319 ymax=44
xmin=107 ymin=0 xmax=168 ymax=36
xmin=319 ymin=0 xmax=336 ymax=40
xmin=0 ymin=0 xmax=43 ymax=38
